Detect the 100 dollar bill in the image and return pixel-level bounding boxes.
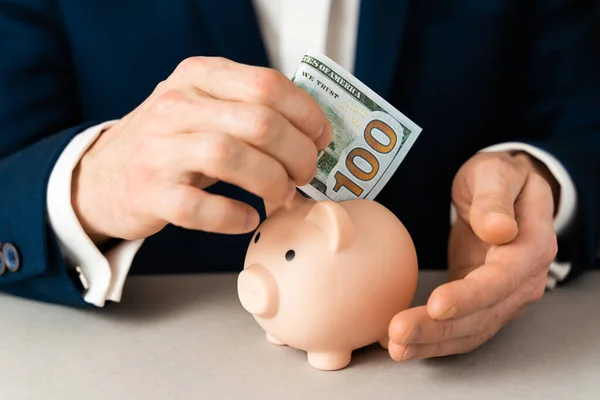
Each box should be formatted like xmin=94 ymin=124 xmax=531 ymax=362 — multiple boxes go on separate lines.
xmin=292 ymin=52 xmax=422 ymax=202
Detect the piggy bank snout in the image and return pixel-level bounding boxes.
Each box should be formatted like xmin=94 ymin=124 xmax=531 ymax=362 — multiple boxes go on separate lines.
xmin=237 ymin=264 xmax=278 ymax=318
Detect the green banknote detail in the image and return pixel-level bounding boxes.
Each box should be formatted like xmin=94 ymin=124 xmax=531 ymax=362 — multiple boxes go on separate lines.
xmin=294 ymin=79 xmax=360 ymax=195
xmin=292 ymin=53 xmax=422 ymax=201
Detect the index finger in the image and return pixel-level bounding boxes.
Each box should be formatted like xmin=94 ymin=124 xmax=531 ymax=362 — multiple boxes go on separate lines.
xmin=429 ymin=172 xmax=556 ymax=320
xmin=170 ymin=56 xmax=332 ymax=149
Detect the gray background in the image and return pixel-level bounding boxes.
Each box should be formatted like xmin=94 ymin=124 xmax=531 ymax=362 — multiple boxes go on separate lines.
xmin=1 ymin=271 xmax=598 ymax=399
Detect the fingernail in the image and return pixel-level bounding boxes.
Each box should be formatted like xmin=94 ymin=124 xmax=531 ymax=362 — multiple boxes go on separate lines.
xmin=245 ymin=211 xmax=259 ymax=231
xmin=403 ymin=346 xmax=417 ymax=360
xmin=316 ymin=122 xmax=331 ymax=149
xmin=436 ymin=306 xmax=457 ymax=320
xmin=284 ymin=179 xmax=297 ymax=203
xmin=402 ymin=326 xmax=421 ymax=344
xmin=317 ymin=121 xmax=331 ymax=137
xmin=316 ymin=122 xmax=325 ymax=138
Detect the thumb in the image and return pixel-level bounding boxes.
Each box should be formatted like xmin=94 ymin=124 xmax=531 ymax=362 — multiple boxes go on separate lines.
xmin=469 ymin=157 xmax=527 ymax=245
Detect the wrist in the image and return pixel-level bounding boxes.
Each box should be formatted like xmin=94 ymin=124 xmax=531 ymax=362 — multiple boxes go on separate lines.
xmin=71 ymin=133 xmax=115 ymax=246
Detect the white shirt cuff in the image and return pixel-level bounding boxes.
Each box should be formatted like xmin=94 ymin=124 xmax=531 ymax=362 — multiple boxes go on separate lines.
xmin=46 ymin=121 xmax=144 ymax=307
xmin=450 ymin=142 xmax=579 ymax=289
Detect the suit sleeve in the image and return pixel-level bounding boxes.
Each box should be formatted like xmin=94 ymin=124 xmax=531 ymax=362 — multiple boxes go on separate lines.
xmin=0 ymin=0 xmax=98 ymax=307
xmin=515 ymin=0 xmax=600 ymax=280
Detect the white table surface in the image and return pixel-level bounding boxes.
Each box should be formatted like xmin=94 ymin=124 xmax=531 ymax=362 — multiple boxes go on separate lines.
xmin=1 ymin=270 xmax=599 ymax=400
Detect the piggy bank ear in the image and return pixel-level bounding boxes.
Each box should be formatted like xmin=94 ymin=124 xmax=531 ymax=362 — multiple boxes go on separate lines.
xmin=305 ymin=201 xmax=355 ymax=252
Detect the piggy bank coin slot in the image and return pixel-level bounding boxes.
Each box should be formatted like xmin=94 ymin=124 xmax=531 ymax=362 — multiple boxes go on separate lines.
xmin=254 ymin=232 xmax=261 ymax=243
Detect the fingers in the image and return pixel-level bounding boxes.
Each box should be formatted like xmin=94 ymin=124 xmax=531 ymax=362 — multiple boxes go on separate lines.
xmin=389 ymin=334 xmax=490 ymax=361
xmin=155 ymin=184 xmax=260 ymax=234
xmin=145 ymin=88 xmax=319 ymax=186
xmin=390 ymin=297 xmax=522 ymax=346
xmin=169 ymin=57 xmax=332 ymax=149
xmin=426 ymin=260 xmax=519 ymax=320
xmin=447 ymin=218 xmax=490 ymax=281
xmin=420 ymin=152 xmax=558 ymax=362
xmin=165 ymin=132 xmax=296 ymax=206
xmin=511 ymin=172 xmax=558 ymax=273
xmin=429 ymin=246 xmax=537 ymax=320
xmin=389 ymin=297 xmax=524 ymax=361
xmin=469 ymin=154 xmax=528 ymax=244
xmin=429 ymin=174 xmax=556 ymax=321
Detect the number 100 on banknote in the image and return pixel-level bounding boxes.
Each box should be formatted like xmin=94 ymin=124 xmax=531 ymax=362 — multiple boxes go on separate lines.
xmin=292 ymin=52 xmax=422 ymax=202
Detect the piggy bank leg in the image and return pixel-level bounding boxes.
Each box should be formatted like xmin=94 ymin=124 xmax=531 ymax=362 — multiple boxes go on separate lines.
xmin=307 ymin=351 xmax=352 ymax=371
xmin=266 ymin=333 xmax=286 ymax=346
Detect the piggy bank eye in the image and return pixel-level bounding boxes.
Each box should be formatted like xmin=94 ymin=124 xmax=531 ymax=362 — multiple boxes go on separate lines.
xmin=254 ymin=232 xmax=261 ymax=243
xmin=285 ymin=250 xmax=295 ymax=261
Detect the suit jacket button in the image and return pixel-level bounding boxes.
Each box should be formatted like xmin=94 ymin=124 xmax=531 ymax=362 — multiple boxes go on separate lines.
xmin=2 ymin=243 xmax=20 ymax=272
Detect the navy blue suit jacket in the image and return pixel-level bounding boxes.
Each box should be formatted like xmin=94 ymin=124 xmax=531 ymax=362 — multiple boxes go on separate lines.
xmin=0 ymin=0 xmax=598 ymax=307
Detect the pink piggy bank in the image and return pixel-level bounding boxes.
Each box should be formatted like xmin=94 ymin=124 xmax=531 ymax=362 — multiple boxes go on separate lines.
xmin=237 ymin=192 xmax=418 ymax=371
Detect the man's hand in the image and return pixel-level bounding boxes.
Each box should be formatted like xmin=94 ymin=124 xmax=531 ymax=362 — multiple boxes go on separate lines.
xmin=72 ymin=57 xmax=332 ymax=244
xmin=387 ymin=151 xmax=558 ymax=361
